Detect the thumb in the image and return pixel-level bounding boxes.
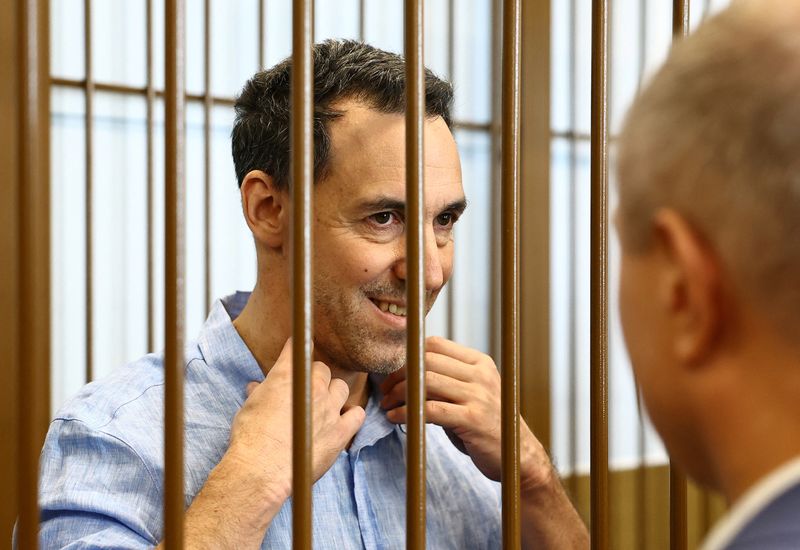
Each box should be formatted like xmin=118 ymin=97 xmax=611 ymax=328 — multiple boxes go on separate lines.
xmin=269 ymin=337 xmax=294 ymax=376
xmin=338 ymin=406 xmax=366 ymax=442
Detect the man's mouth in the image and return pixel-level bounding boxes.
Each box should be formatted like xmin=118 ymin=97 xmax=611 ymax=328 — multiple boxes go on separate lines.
xmin=370 ymin=298 xmax=407 ymax=317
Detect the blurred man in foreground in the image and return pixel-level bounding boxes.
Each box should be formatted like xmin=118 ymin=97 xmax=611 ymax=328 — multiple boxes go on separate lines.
xmin=617 ymin=1 xmax=800 ymax=547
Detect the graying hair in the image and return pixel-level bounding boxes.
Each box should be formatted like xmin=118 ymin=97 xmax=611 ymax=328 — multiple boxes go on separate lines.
xmin=617 ymin=0 xmax=800 ymax=333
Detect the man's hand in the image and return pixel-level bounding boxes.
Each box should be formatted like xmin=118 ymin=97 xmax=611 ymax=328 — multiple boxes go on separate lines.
xmin=380 ymin=336 xmax=589 ymax=549
xmin=159 ymin=338 xmax=366 ymax=549
xmin=379 ymin=336 xmax=550 ymax=487
xmin=227 ymin=338 xmax=366 ymax=492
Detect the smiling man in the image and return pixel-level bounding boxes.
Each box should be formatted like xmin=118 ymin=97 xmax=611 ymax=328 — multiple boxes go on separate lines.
xmin=35 ymin=40 xmax=586 ymax=548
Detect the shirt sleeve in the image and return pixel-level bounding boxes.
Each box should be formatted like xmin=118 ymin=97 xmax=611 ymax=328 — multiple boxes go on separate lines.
xmin=36 ymin=418 xmax=162 ymax=549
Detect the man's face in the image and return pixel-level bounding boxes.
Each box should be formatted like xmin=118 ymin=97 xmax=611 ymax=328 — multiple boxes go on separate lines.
xmin=308 ymin=101 xmax=465 ymax=374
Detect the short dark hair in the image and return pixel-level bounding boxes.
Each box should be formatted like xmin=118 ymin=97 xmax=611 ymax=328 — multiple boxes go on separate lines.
xmin=231 ymin=39 xmax=454 ymax=188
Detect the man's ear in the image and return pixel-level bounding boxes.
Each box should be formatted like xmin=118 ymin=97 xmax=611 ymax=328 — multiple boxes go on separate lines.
xmin=240 ymin=170 xmax=288 ymax=250
xmin=652 ymin=208 xmax=721 ymax=365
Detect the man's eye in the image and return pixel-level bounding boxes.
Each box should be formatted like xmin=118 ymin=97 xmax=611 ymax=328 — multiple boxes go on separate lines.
xmin=370 ymin=212 xmax=395 ymax=225
xmin=436 ymin=212 xmax=455 ymax=227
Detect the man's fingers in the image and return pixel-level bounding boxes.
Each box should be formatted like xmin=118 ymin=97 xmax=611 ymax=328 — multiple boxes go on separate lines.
xmin=268 ymin=337 xmax=294 ymax=377
xmin=381 ymin=370 xmax=473 ymax=409
xmin=385 ymin=401 xmax=468 ymax=429
xmin=311 ymin=360 xmax=332 ymax=387
xmin=379 ymin=366 xmax=407 ymax=395
xmin=425 ymin=336 xmax=486 ymax=365
xmin=328 ymin=378 xmax=350 ymax=409
xmin=338 ymin=406 xmax=366 ymax=441
xmin=424 ymin=351 xmax=478 ymax=382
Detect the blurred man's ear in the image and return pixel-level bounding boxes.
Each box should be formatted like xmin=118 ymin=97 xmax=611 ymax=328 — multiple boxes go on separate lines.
xmin=652 ymin=208 xmax=721 ymax=365
xmin=240 ymin=170 xmax=288 ymax=251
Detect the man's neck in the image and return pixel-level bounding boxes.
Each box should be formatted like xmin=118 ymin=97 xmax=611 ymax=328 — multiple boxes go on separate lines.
xmin=232 ymin=284 xmax=370 ymax=410
xmin=701 ymin=344 xmax=800 ymax=503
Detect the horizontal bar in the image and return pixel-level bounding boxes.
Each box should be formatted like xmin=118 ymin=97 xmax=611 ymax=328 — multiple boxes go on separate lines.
xmin=50 ymin=76 xmax=236 ymax=106
xmin=51 ymin=77 xmax=493 ymax=133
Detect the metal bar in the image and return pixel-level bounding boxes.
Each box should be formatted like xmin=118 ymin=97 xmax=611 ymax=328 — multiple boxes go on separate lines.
xmin=146 ymin=0 xmax=155 ymax=352
xmin=49 ymin=78 xmax=496 ymax=131
xmin=453 ymin=120 xmax=492 ymax=132
xmin=445 ymin=0 xmax=455 ymax=341
xmin=589 ymin=0 xmax=609 ymax=547
xmin=671 ymin=469 xmax=688 ymax=550
xmin=204 ymin=0 xmax=212 ymax=314
xmin=635 ymin=1 xmax=648 ymax=545
xmin=164 ymin=0 xmax=186 ymax=545
xmin=84 ymin=0 xmax=94 ymax=383
xmin=500 ymin=0 xmax=521 ymax=547
xmin=405 ymin=1 xmax=426 ymax=547
xmin=551 ymin=129 xmax=591 ymax=141
xmin=673 ymin=0 xmax=689 ymax=37
xmin=488 ymin=0 xmax=501 ymax=364
xmin=291 ymin=0 xmax=313 ymax=547
xmin=567 ymin=0 xmax=578 ymax=501
xmin=258 ymin=0 xmax=265 ymax=70
xmin=51 ymin=77 xmax=235 ymax=105
xmin=669 ymin=4 xmax=689 ymax=548
xmin=519 ymin=0 xmax=552 ymax=456
xmin=358 ymin=0 xmax=365 ymax=41
xmin=16 ymin=0 xmax=50 ymax=546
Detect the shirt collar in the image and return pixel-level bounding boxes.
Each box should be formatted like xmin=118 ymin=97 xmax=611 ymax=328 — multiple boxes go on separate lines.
xmin=701 ymin=455 xmax=800 ymax=550
xmin=197 ymin=292 xmax=265 ymax=404
xmin=199 ymin=292 xmax=400 ymax=448
xmin=350 ymin=375 xmax=400 ymax=454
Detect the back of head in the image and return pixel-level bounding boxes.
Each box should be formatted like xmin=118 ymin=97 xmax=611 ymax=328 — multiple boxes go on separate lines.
xmin=231 ymin=39 xmax=453 ymax=189
xmin=618 ymin=0 xmax=800 ymax=340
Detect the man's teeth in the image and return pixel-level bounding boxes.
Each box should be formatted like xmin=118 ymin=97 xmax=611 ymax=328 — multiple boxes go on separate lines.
xmin=376 ymin=300 xmax=407 ymax=317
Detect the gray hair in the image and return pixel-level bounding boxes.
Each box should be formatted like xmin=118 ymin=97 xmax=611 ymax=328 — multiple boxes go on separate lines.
xmin=617 ymin=0 xmax=800 ymax=333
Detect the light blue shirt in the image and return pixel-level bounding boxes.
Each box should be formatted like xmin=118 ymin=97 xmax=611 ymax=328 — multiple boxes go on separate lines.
xmin=35 ymin=292 xmax=502 ymax=549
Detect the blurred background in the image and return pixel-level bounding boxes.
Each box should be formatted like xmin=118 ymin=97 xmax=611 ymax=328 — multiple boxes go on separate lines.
xmin=6 ymin=0 xmax=733 ymax=547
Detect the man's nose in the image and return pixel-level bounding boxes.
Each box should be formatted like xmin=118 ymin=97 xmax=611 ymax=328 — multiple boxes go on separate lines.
xmin=395 ymin=228 xmax=445 ymax=292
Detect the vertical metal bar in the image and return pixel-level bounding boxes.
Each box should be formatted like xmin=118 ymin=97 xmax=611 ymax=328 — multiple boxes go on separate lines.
xmin=291 ymin=0 xmax=313 ymax=547
xmin=567 ymin=0 xmax=579 ymax=501
xmin=670 ymin=470 xmax=688 ymax=550
xmin=635 ymin=1 xmax=649 ymax=545
xmin=164 ymin=0 xmax=186 ymax=545
xmin=405 ymin=1 xmax=426 ymax=548
xmin=17 ymin=0 xmax=50 ymax=546
xmin=84 ymin=0 xmax=94 ymax=383
xmin=589 ymin=0 xmax=609 ymax=547
xmin=488 ymin=0 xmax=502 ymax=366
xmin=358 ymin=0 xmax=365 ymax=41
xmin=673 ymin=0 xmax=689 ymax=37
xmin=501 ymin=0 xmax=521 ymax=547
xmin=702 ymin=0 xmax=712 ymax=21
xmin=669 ymin=4 xmax=689 ymax=549
xmin=204 ymin=0 xmax=212 ymax=314
xmin=445 ymin=0 xmax=455 ymax=342
xmin=146 ymin=0 xmax=155 ymax=352
xmin=259 ymin=0 xmax=265 ymax=70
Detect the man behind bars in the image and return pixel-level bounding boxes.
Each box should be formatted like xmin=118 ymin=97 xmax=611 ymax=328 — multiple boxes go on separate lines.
xmin=617 ymin=1 xmax=800 ymax=548
xmin=33 ymin=40 xmax=587 ymax=548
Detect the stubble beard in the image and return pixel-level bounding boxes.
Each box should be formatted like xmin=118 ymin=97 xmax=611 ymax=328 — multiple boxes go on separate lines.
xmin=313 ymin=279 xmax=436 ymax=375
